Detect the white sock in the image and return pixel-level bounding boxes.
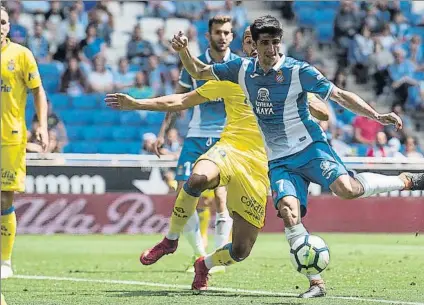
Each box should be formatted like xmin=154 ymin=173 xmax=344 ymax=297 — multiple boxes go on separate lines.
xmin=183 ymin=212 xmax=207 ymax=257
xmin=214 ymin=211 xmax=233 ymax=249
xmin=355 ymin=173 xmax=405 ymax=198
xmin=285 ymin=223 xmax=322 ymax=282
xmin=166 ymin=233 xmax=180 ymax=240
xmin=204 ymin=254 xmax=214 ymax=269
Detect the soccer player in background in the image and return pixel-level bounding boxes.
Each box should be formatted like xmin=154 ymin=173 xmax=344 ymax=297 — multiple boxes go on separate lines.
xmin=172 ymin=15 xmax=424 ymax=297
xmin=152 ymin=16 xmax=238 ymax=273
xmin=105 ymin=27 xmax=330 ymax=294
xmin=1 ymin=5 xmax=49 ymax=279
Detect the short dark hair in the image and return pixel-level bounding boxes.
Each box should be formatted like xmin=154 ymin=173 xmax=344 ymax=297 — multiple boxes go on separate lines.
xmin=208 ymin=15 xmax=232 ymax=33
xmin=250 ymin=15 xmax=283 ymax=42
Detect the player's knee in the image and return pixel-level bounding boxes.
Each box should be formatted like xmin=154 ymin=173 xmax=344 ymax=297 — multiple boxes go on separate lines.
xmin=185 ymin=174 xmax=208 ymax=196
xmin=277 ymin=198 xmax=300 ymax=223
xmin=231 ymin=242 xmax=253 ymax=261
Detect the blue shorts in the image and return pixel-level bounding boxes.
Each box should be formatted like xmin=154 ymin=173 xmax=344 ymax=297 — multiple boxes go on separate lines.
xmin=269 ymin=141 xmax=349 ymax=213
xmin=175 ymin=137 xmax=220 ymax=181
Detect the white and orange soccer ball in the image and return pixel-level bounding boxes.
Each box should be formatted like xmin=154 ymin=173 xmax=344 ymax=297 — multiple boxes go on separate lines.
xmin=290 ymin=235 xmax=330 ymax=275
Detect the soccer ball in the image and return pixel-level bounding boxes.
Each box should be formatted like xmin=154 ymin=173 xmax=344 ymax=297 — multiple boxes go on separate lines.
xmin=290 ymin=235 xmax=330 ymax=275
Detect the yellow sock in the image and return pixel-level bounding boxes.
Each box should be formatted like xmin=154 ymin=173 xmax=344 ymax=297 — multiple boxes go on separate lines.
xmin=205 ymin=243 xmax=242 ymax=269
xmin=198 ymin=207 xmax=211 ymax=247
xmin=1 ymin=209 xmax=17 ymax=261
xmin=168 ymin=187 xmax=199 ymax=237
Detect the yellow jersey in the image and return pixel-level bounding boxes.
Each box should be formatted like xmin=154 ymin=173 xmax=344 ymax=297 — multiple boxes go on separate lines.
xmin=196 ymin=81 xmax=266 ymax=155
xmin=1 ymin=39 xmax=41 ymax=145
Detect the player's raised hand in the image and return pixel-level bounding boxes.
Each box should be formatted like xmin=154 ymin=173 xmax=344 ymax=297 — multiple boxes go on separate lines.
xmin=377 ymin=112 xmax=403 ymax=130
xmin=153 ymin=135 xmax=165 ymax=157
xmin=35 ymin=125 xmax=49 ymax=152
xmin=171 ymin=31 xmax=188 ymax=52
xmin=104 ymin=93 xmax=137 ymax=110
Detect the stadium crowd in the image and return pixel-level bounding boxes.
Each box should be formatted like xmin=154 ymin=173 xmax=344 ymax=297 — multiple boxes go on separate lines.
xmin=4 ymin=0 xmax=423 ymax=158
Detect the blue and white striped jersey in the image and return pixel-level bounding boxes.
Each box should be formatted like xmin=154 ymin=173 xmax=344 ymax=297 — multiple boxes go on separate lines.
xmin=179 ymin=48 xmax=239 ymax=138
xmin=211 ymin=55 xmax=334 ymax=160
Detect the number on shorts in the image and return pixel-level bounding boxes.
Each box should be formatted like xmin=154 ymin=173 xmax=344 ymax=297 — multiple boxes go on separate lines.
xmin=184 ymin=162 xmax=192 ymax=177
xmin=276 ymin=179 xmax=285 ymax=193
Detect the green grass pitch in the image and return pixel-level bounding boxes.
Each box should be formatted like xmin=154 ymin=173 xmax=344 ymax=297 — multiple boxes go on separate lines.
xmin=2 ymin=234 xmax=424 ymax=305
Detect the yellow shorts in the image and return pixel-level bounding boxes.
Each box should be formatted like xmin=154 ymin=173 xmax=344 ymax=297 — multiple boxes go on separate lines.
xmin=197 ymin=142 xmax=269 ymax=229
xmin=1 ymin=144 xmax=26 ymax=192
xmin=201 ymin=189 xmax=215 ymax=199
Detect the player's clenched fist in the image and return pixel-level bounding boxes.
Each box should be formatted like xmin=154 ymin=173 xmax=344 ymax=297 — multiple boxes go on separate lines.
xmin=104 ymin=93 xmax=137 ymax=110
xmin=376 ymin=112 xmax=403 ymax=130
xmin=171 ymin=31 xmax=188 ymax=52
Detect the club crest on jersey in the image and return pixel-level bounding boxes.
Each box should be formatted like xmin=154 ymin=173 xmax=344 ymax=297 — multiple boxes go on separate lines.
xmin=7 ymin=60 xmax=15 ymax=71
xmin=275 ymin=70 xmax=284 ymax=83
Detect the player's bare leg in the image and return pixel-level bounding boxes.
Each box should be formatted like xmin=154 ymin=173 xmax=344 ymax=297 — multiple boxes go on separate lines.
xmin=1 ymin=191 xmax=16 ymax=279
xmin=193 ymin=212 xmax=259 ymax=291
xmin=140 ymin=160 xmax=220 ymax=265
xmin=277 ymin=196 xmax=326 ymax=298
xmin=330 ymin=172 xmax=424 ymax=200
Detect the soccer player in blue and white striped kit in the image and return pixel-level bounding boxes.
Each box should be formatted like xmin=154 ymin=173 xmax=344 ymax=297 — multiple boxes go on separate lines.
xmin=174 ymin=15 xmax=424 ymax=298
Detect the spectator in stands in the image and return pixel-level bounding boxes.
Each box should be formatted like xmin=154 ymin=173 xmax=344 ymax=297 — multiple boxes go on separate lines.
xmin=330 ymin=127 xmax=354 ymax=157
xmin=187 ymin=25 xmax=201 ymax=58
xmin=59 ymin=57 xmax=88 ymax=97
xmin=160 ymin=128 xmax=182 ymax=159
xmin=113 ymin=57 xmax=136 ymax=91
xmin=44 ymin=1 xmax=65 ymax=25
xmin=384 ymin=104 xmax=413 ymax=143
xmin=80 ymin=23 xmax=106 ymax=61
xmin=88 ymin=6 xmax=113 ymax=46
xmin=404 ymin=136 xmax=424 ymax=158
xmin=404 ymin=35 xmax=424 ymax=68
xmin=87 ymin=55 xmax=114 ymax=93
xmin=349 ymin=25 xmax=374 ymax=84
xmin=29 ymin=101 xmax=68 ymax=152
xmin=390 ymin=12 xmax=409 ymax=40
xmin=163 ymin=68 xmax=181 ymax=95
xmin=369 ymin=40 xmax=394 ymax=96
xmin=146 ymin=55 xmax=163 ymax=97
xmin=361 ymin=2 xmax=385 ymax=34
xmin=22 ymin=1 xmax=50 ymax=15
xmin=28 ymin=22 xmax=51 ymax=63
xmin=126 ymin=71 xmax=154 ymax=99
xmin=8 ymin=8 xmax=28 ymax=45
xmin=58 ymin=7 xmax=85 ymax=44
xmin=175 ymin=1 xmax=205 ymax=21
xmin=141 ymin=133 xmax=157 ymax=155
xmin=387 ymin=137 xmax=406 ymax=158
xmin=287 ymin=29 xmax=306 ymax=61
xmin=353 ymin=101 xmax=383 ymax=144
xmin=366 ymin=131 xmax=390 ymax=157
xmin=378 ymin=23 xmax=396 ymax=50
xmin=204 ymin=1 xmax=226 ymax=20
xmin=153 ymin=27 xmax=179 ymax=67
xmin=127 ymin=25 xmax=154 ymax=65
xmin=53 ymin=35 xmax=82 ymax=62
xmin=147 ymin=1 xmax=177 ymax=19
xmin=334 ymin=0 xmax=361 ymax=66
xmin=304 ymin=46 xmax=327 ymax=76
xmin=73 ymin=0 xmax=89 ymax=29
xmin=388 ymin=48 xmax=419 ymax=106
xmin=219 ymin=0 xmax=248 ymax=34
xmin=329 ymin=69 xmax=356 ymax=130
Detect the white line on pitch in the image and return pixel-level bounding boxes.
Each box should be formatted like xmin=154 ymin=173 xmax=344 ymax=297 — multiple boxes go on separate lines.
xmin=13 ymin=275 xmax=424 ymax=305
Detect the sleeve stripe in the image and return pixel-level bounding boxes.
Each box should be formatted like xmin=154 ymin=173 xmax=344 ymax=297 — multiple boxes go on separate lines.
xmin=211 ymin=66 xmax=220 ymax=81
xmin=324 ymin=83 xmax=334 ymax=101
xmin=178 ymin=80 xmax=191 ymax=89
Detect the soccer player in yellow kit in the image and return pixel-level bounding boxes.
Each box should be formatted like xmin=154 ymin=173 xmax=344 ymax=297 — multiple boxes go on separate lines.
xmin=105 ymin=27 xmax=328 ymax=291
xmin=1 ymin=5 xmax=49 ymax=278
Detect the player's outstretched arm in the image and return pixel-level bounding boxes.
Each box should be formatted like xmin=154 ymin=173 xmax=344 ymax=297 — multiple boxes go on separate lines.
xmin=308 ymin=94 xmax=329 ymax=121
xmin=104 ymin=91 xmax=207 ymax=112
xmin=330 ymin=86 xmax=403 ymax=130
xmin=172 ymin=32 xmax=215 ymax=80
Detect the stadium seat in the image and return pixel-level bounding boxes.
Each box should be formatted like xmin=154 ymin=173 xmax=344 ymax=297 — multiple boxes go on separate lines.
xmin=70 ymin=141 xmax=98 ymax=154
xmin=165 ymin=18 xmax=191 ymax=40
xmin=140 ymin=17 xmax=165 ymax=44
xmin=71 ymin=95 xmax=100 ymax=109
xmin=66 ymin=126 xmax=86 ymax=141
xmin=296 ymin=8 xmax=317 ymax=28
xmin=316 ymin=24 xmax=334 ymax=44
xmin=120 ymin=111 xmax=145 ymax=125
xmin=82 ymin=126 xmax=113 ymax=141
xmin=145 ymin=112 xmax=165 ymax=125
xmin=92 ymin=110 xmax=120 ymax=125
xmin=315 ymin=9 xmax=337 ymax=24
xmin=48 ymin=93 xmax=70 ymax=110
xmin=112 ymin=126 xmax=140 ymax=141
xmin=406 ymin=26 xmax=424 ymax=39
xmin=60 ymin=110 xmax=93 ymax=125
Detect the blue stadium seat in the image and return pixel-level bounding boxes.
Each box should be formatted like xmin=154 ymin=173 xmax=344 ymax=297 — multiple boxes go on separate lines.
xmin=39 ymin=63 xmax=62 ymax=93
xmin=66 ymin=126 xmax=86 ymax=141
xmin=60 ymin=110 xmax=93 ymax=125
xmin=351 ymin=143 xmax=369 ymax=157
xmin=97 ymin=141 xmax=140 ymax=154
xmin=82 ymin=126 xmax=113 ymax=141
xmin=406 ymin=26 xmax=424 ymax=39
xmin=316 ymin=24 xmax=334 ymax=44
xmin=316 ymin=9 xmax=336 ymax=23
xmin=296 ymin=8 xmax=317 ymax=28
xmin=70 ymin=141 xmax=98 ymax=153
xmin=71 ymin=94 xmax=100 ymax=109
xmin=48 ymin=93 xmax=70 ymax=110
xmin=92 ymin=110 xmax=120 ymax=125
xmin=120 ymin=111 xmax=144 ymax=125
xmin=112 ymin=127 xmax=140 ymax=141
xmin=145 ymin=111 xmax=165 ymax=125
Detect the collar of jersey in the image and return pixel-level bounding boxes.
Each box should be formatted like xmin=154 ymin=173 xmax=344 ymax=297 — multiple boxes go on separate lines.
xmin=253 ymin=54 xmax=286 ymax=74
xmin=205 ymin=47 xmax=231 ymax=63
xmin=1 ymin=38 xmax=10 ymax=52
